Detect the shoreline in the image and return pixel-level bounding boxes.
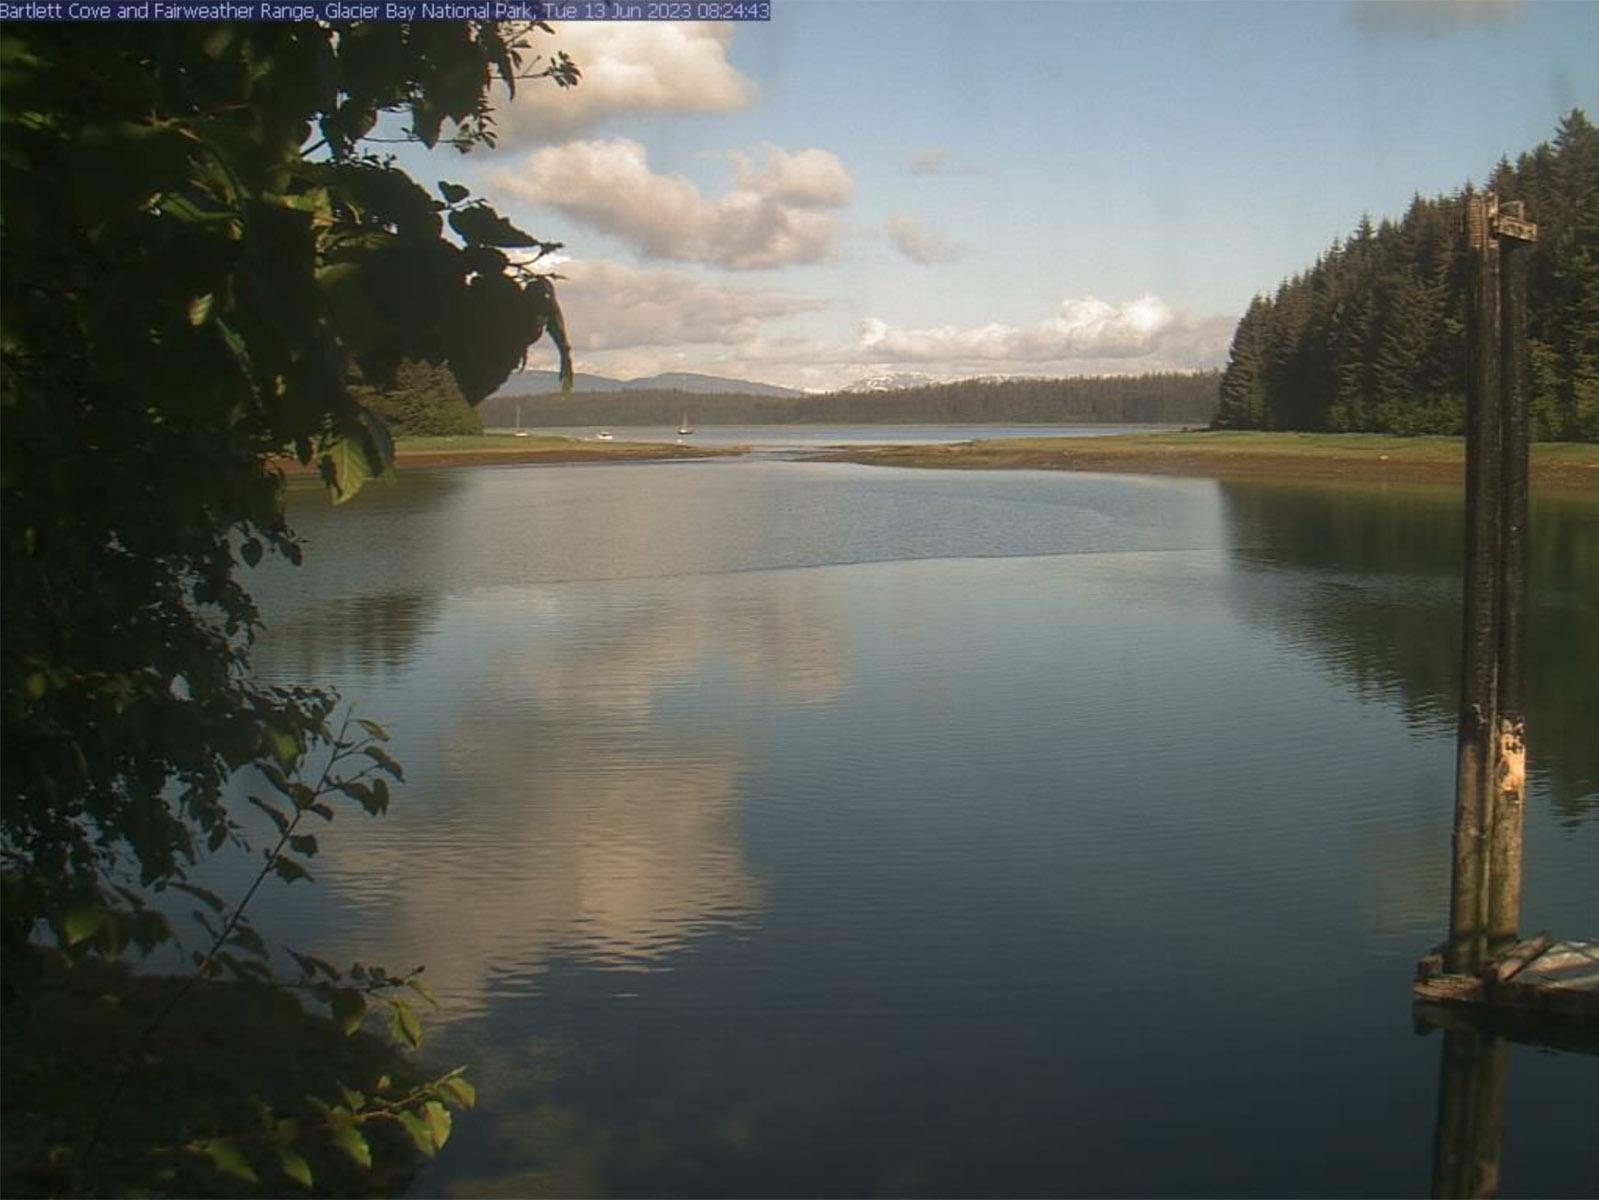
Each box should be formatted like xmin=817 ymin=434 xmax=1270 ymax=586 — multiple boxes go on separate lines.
xmin=809 ymin=431 xmax=1598 ymax=492
xmin=277 ymin=431 xmax=1598 ymax=492
xmin=276 ymin=434 xmax=746 ymax=475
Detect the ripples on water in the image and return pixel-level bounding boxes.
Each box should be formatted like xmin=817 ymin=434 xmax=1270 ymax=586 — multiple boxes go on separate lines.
xmin=211 ymin=459 xmax=1599 ymax=1197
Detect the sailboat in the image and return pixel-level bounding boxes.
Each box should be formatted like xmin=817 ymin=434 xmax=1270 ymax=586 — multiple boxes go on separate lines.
xmin=513 ymin=404 xmax=529 ymax=437
xmin=677 ymin=411 xmax=694 ymax=435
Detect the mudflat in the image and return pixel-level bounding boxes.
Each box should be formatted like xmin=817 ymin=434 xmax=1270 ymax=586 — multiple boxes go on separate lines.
xmin=814 ymin=431 xmax=1598 ymax=492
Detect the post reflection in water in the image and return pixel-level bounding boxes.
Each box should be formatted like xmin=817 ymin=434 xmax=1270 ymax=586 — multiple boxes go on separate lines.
xmin=1430 ymin=1032 xmax=1509 ymax=1200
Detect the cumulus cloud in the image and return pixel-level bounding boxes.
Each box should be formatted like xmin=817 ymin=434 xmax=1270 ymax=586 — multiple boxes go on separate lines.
xmin=498 ymin=23 xmax=755 ymax=140
xmin=853 ymin=296 xmax=1222 ymax=363
xmin=548 ymin=259 xmax=825 ymax=351
xmin=526 ymin=293 xmax=1233 ymax=392
xmin=884 ymin=213 xmax=965 ymax=264
xmin=490 ymin=139 xmax=852 ymax=269
xmin=729 ymin=145 xmax=853 ymax=207
xmin=1347 ymin=0 xmax=1524 ymax=38
xmin=908 ymin=148 xmax=947 ymax=176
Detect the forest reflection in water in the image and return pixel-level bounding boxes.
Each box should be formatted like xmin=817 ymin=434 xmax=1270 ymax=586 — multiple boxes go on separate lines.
xmin=1216 ymin=480 xmax=1598 ymax=821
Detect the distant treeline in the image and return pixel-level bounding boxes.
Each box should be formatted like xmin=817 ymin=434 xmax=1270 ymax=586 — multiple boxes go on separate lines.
xmin=1214 ymin=109 xmax=1598 ymax=441
xmin=482 ymin=371 xmax=1220 ymax=428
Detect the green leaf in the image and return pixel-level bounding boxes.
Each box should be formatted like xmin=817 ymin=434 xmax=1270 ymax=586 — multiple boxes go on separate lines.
xmin=194 ymin=1138 xmax=258 ymax=1184
xmin=331 ymin=987 xmax=365 ymax=1035
xmin=423 ymin=1100 xmax=452 ymax=1150
xmin=276 ymin=1146 xmax=314 ymax=1189
xmin=448 ymin=202 xmax=541 ymax=248
xmin=405 ymin=975 xmax=439 ymax=1008
xmin=355 ymin=717 xmax=390 ymax=742
xmin=24 ymin=671 xmax=47 ymax=699
xmin=387 ymin=997 xmax=422 ymax=1049
xmin=239 ymin=537 xmax=262 ymax=567
xmin=70 ymin=121 xmax=194 ymax=228
xmin=531 ymin=276 xmax=574 ymax=399
xmin=248 ymin=795 xmax=291 ymax=836
xmin=171 ymin=881 xmax=226 ymax=913
xmin=289 ymin=833 xmax=318 ymax=857
xmin=269 ymin=727 xmax=300 ymax=768
xmin=330 ymin=1123 xmax=371 ymax=1171
xmin=274 ymin=856 xmax=312 ymax=884
xmin=369 ymin=777 xmax=391 ymax=816
xmin=438 ymin=181 xmax=470 ymax=205
xmin=290 ymin=951 xmax=341 ymax=981
xmin=228 ymin=922 xmax=269 ymax=959
xmin=320 ymin=434 xmax=375 ymax=507
xmin=362 ymin=745 xmax=404 ymax=781
xmin=396 ymin=1110 xmax=437 ymax=1157
xmin=439 ymin=1074 xmax=476 ymax=1111
xmin=62 ymin=903 xmax=105 ymax=948
xmin=337 ymin=1083 xmax=365 ymax=1110
xmin=187 ymin=293 xmax=214 ymax=326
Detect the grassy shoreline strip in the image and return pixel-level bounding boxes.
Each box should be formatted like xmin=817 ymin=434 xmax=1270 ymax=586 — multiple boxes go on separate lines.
xmin=275 ymin=434 xmax=746 ymax=475
xmin=811 ymin=431 xmax=1598 ymax=492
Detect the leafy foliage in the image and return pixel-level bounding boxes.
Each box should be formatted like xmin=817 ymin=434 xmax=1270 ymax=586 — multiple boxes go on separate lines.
xmin=1214 ymin=110 xmax=1599 ymax=441
xmin=0 ymin=20 xmax=575 ymax=971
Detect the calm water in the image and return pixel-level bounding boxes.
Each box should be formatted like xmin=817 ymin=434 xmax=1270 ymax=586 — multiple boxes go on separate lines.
xmin=228 ymin=456 xmax=1597 ymax=1197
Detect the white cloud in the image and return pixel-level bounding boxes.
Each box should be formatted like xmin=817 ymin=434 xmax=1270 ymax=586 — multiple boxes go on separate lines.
xmin=499 ymin=23 xmax=755 ymax=141
xmin=525 ymin=293 xmax=1233 ymax=392
xmin=551 ymin=259 xmax=825 ymax=351
xmin=908 ymin=148 xmax=947 ymax=176
xmin=853 ymin=295 xmax=1226 ymax=364
xmin=490 ymin=139 xmax=852 ymax=270
xmin=1347 ymin=0 xmax=1524 ymax=38
xmin=885 ymin=213 xmax=965 ymax=264
xmin=730 ymin=145 xmax=854 ymax=207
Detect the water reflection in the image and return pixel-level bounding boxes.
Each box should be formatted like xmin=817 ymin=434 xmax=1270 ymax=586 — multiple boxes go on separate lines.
xmin=245 ymin=564 xmax=867 ymax=1016
xmin=254 ymin=591 xmax=439 ymax=677
xmin=1430 ymin=1032 xmax=1509 ymax=1199
xmin=1218 ymin=481 xmax=1599 ymax=820
xmin=223 ymin=462 xmax=1599 ymax=1195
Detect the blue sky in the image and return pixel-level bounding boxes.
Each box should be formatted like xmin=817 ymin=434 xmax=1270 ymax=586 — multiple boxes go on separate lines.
xmin=406 ymin=0 xmax=1597 ymax=390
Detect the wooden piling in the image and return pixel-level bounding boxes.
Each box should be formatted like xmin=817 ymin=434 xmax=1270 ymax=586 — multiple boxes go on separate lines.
xmin=1438 ymin=191 xmax=1540 ymax=983
xmin=1449 ymin=192 xmax=1502 ymax=975
xmin=1488 ymin=221 xmax=1532 ymax=959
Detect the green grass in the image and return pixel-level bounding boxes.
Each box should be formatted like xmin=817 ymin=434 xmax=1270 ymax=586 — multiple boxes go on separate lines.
xmin=393 ymin=434 xmax=611 ymax=453
xmin=978 ymin=430 xmax=1597 ymax=463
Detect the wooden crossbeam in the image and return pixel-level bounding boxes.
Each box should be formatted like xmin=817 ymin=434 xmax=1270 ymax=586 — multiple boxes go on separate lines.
xmin=1493 ymin=212 xmax=1538 ymax=243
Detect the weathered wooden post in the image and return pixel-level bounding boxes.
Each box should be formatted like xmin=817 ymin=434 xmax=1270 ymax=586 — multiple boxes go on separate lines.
xmin=1446 ymin=193 xmax=1537 ymax=975
xmin=1488 ymin=201 xmax=1536 ymax=958
xmin=1449 ymin=191 xmax=1502 ymax=975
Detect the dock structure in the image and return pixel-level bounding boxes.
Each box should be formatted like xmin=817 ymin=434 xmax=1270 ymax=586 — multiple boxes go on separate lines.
xmin=1416 ymin=934 xmax=1599 ymax=1024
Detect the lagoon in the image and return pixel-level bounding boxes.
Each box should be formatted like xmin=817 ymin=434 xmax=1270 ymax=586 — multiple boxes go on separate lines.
xmin=234 ymin=456 xmax=1597 ymax=1196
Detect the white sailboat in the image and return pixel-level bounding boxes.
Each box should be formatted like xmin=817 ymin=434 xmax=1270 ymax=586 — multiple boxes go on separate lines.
xmin=513 ymin=404 xmax=529 ymax=437
xmin=677 ymin=412 xmax=694 ymax=435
